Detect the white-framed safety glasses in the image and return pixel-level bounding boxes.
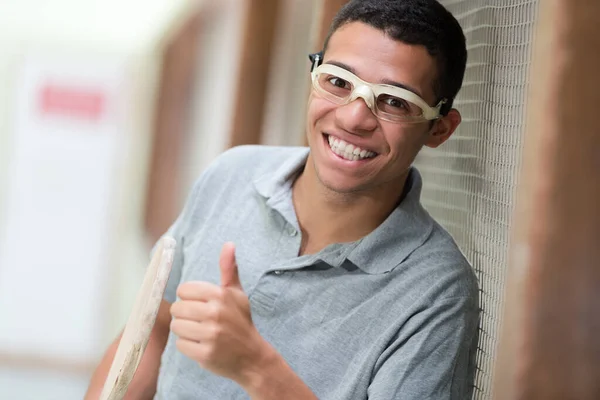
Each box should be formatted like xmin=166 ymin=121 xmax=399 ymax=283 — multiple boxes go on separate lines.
xmin=309 ymin=53 xmax=446 ymax=123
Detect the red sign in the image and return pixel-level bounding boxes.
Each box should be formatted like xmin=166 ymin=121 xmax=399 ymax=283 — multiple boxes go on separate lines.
xmin=39 ymin=84 xmax=106 ymax=120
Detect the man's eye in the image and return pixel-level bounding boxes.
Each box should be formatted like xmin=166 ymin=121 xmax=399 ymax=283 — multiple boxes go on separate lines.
xmin=383 ymin=96 xmax=406 ymax=109
xmin=328 ymin=77 xmax=349 ymax=89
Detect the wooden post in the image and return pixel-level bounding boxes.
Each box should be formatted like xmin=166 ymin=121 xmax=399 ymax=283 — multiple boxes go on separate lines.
xmin=493 ymin=1 xmax=600 ymax=399
xmin=302 ymin=0 xmax=349 ymax=146
xmin=312 ymin=0 xmax=349 ymax=52
xmin=144 ymin=11 xmax=202 ymax=243
xmin=228 ymin=0 xmax=281 ymax=147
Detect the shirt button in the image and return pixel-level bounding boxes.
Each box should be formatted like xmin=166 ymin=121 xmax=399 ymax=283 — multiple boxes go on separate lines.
xmin=273 ymin=270 xmax=284 ymax=275
xmin=288 ymin=228 xmax=298 ymax=237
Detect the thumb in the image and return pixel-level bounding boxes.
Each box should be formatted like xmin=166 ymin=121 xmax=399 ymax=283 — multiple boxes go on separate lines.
xmin=219 ymin=242 xmax=241 ymax=288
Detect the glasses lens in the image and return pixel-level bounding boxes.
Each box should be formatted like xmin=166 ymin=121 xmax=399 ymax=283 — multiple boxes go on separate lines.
xmin=376 ymin=93 xmax=423 ymax=119
xmin=312 ymin=66 xmax=430 ymax=122
xmin=315 ymin=72 xmax=354 ymax=102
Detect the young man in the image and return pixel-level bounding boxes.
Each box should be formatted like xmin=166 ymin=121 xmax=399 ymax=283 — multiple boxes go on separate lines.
xmin=86 ymin=0 xmax=479 ymax=398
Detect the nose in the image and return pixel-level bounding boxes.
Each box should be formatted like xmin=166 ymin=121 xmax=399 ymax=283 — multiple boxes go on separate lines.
xmin=335 ymin=96 xmax=378 ymax=134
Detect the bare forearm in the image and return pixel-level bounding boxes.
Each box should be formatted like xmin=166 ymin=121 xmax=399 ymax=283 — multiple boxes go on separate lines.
xmin=84 ymin=330 xmax=167 ymax=400
xmin=123 ymin=329 xmax=168 ymax=400
xmin=84 ymin=332 xmax=122 ymax=400
xmin=85 ymin=299 xmax=172 ymax=400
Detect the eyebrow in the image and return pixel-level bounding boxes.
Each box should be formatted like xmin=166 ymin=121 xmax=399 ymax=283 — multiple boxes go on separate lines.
xmin=325 ymin=60 xmax=425 ymax=99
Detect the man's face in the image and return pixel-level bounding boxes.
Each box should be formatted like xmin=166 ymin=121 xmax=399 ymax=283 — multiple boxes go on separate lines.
xmin=306 ymin=21 xmax=457 ymax=194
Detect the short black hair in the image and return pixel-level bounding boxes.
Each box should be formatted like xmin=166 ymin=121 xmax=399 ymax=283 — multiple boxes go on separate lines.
xmin=323 ymin=0 xmax=467 ymax=114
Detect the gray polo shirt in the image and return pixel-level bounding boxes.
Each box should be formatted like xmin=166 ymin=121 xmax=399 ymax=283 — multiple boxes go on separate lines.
xmin=154 ymin=145 xmax=479 ymax=400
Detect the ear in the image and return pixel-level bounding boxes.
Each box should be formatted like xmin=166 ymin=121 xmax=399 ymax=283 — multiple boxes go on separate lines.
xmin=424 ymin=109 xmax=462 ymax=148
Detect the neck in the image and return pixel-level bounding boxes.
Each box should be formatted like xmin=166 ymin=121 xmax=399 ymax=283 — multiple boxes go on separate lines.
xmin=292 ymin=154 xmax=409 ymax=254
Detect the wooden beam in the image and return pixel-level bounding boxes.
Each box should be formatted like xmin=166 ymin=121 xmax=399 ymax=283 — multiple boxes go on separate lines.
xmin=493 ymin=1 xmax=600 ymax=399
xmin=144 ymin=11 xmax=202 ymax=244
xmin=228 ymin=0 xmax=281 ymax=147
xmin=302 ymin=0 xmax=349 ymax=146
xmin=312 ymin=0 xmax=349 ymax=52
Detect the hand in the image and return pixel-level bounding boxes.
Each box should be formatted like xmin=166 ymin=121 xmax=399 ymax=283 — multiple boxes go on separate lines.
xmin=170 ymin=242 xmax=269 ymax=385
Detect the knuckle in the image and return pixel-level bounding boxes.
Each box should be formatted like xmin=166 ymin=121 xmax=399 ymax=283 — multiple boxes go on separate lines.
xmin=208 ymin=302 xmax=223 ymax=321
xmin=170 ymin=318 xmax=180 ymax=333
xmin=176 ymin=283 xmax=188 ymax=298
xmin=211 ymin=324 xmax=223 ymax=339
xmin=214 ymin=287 xmax=226 ymax=301
xmin=172 ymin=301 xmax=200 ymax=321
xmin=205 ymin=323 xmax=221 ymax=341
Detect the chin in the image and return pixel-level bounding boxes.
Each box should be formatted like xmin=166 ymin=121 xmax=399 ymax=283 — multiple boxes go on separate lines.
xmin=314 ymin=165 xmax=369 ymax=194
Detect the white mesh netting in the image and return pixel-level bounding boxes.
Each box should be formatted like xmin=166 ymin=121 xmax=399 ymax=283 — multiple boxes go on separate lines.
xmin=413 ymin=1 xmax=539 ymax=398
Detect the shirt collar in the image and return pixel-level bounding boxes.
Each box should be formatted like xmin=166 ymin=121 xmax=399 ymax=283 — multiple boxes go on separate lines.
xmin=253 ymin=147 xmax=309 ymax=229
xmin=253 ymin=148 xmax=433 ymax=275
xmin=253 ymin=147 xmax=309 ymax=201
xmin=345 ymin=169 xmax=434 ymax=274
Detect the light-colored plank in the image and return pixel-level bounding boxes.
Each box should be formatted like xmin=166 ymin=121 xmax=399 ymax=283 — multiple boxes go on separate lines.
xmin=99 ymin=236 xmax=176 ymax=400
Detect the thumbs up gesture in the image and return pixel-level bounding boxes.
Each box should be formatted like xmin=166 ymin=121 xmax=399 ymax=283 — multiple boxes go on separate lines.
xmin=170 ymin=242 xmax=269 ymax=384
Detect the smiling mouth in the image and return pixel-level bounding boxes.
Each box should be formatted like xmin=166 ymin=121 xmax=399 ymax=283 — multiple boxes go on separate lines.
xmin=325 ymin=134 xmax=377 ymax=161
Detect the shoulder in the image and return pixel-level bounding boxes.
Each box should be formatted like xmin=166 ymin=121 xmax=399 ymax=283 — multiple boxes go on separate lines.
xmin=194 ymin=145 xmax=304 ymax=186
xmin=414 ymin=221 xmax=479 ymax=304
xmin=210 ymin=144 xmax=304 ymax=173
xmin=179 ymin=145 xmax=306 ymax=220
xmin=188 ymin=145 xmax=303 ymax=188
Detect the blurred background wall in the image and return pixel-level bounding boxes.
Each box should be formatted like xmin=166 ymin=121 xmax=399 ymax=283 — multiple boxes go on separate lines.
xmin=0 ymin=0 xmax=318 ymax=398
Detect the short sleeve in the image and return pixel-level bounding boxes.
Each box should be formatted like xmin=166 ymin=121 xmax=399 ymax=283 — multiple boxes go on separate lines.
xmin=149 ymin=179 xmax=202 ymax=304
xmin=148 ymin=146 xmax=258 ymax=303
xmin=367 ymin=294 xmax=479 ymax=400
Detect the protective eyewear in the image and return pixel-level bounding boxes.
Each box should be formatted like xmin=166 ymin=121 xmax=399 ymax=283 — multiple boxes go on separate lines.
xmin=309 ymin=53 xmax=446 ymax=123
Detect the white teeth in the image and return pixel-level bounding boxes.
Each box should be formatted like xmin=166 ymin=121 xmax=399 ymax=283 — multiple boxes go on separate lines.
xmin=327 ymin=135 xmax=376 ymax=161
